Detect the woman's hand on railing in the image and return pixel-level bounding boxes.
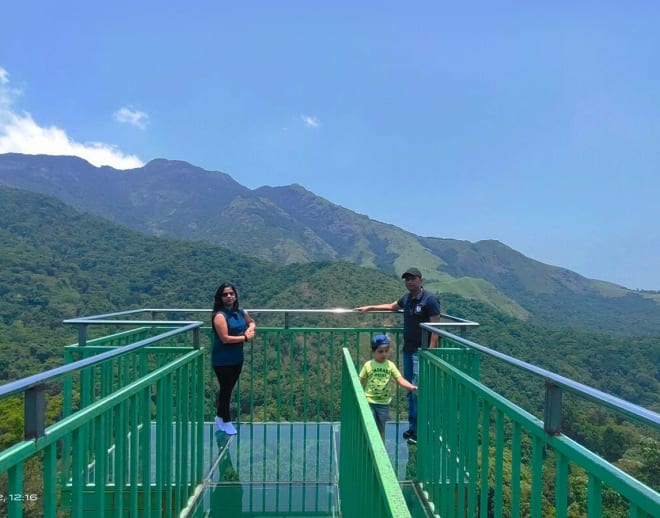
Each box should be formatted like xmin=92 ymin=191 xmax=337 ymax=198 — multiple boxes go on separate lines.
xmin=244 ymin=326 xmax=256 ymax=341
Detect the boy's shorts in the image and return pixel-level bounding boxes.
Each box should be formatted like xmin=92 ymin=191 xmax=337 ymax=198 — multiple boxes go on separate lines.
xmin=369 ymin=403 xmax=389 ymax=434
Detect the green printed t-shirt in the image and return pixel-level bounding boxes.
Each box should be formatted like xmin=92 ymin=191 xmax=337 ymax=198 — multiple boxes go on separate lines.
xmin=359 ymin=359 xmax=402 ymax=405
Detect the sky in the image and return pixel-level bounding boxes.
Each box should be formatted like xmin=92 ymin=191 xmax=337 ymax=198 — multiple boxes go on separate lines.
xmin=1 ymin=2 xmax=659 ymax=290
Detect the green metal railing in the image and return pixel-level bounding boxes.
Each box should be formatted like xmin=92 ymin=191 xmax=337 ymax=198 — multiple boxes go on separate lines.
xmin=1 ymin=307 xmax=658 ymax=518
xmin=0 ymin=321 xmax=205 ymax=518
xmin=417 ymin=327 xmax=660 ymax=518
xmin=339 ymin=348 xmax=411 ymax=518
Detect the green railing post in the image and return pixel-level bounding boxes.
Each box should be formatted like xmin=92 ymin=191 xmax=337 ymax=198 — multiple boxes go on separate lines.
xmin=544 ymin=382 xmax=563 ymax=435
xmin=76 ymin=323 xmax=87 ymax=347
xmin=193 ymin=327 xmax=200 ymax=349
xmin=24 ymin=384 xmax=46 ymax=439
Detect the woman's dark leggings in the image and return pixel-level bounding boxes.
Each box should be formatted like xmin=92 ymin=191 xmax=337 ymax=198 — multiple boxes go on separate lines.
xmin=213 ymin=363 xmax=243 ymax=422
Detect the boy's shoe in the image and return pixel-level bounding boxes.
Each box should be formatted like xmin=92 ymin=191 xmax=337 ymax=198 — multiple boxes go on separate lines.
xmin=215 ymin=416 xmax=226 ymax=432
xmin=223 ymin=421 xmax=237 ymax=435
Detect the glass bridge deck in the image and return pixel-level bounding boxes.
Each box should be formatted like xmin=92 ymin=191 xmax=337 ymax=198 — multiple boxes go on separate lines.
xmin=192 ymin=421 xmax=429 ymax=517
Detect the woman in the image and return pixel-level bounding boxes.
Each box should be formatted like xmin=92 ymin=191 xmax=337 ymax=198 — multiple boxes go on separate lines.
xmin=211 ymin=282 xmax=256 ymax=434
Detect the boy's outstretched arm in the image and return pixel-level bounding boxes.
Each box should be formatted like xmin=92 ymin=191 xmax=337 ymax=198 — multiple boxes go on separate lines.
xmin=396 ymin=376 xmax=417 ymax=393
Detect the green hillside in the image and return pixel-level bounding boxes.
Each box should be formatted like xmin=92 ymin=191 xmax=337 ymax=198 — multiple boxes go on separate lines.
xmin=3 ymin=153 xmax=659 ymax=336
xmin=1 ymin=185 xmax=658 ymax=410
xmin=0 ymin=185 xmax=658 ymax=483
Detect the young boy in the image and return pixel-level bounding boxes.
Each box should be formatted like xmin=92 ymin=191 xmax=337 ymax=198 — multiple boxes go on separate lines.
xmin=359 ymin=334 xmax=418 ymax=440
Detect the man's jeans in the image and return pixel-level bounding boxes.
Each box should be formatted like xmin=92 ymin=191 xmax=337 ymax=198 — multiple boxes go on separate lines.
xmin=403 ymin=350 xmax=419 ymax=432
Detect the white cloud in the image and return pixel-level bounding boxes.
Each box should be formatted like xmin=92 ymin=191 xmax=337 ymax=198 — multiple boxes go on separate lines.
xmin=301 ymin=114 xmax=320 ymax=128
xmin=113 ymin=106 xmax=150 ymax=129
xmin=0 ymin=67 xmax=20 ymax=111
xmin=0 ymin=67 xmax=144 ymax=170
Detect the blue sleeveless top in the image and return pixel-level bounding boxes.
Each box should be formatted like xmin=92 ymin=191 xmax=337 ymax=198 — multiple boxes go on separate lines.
xmin=211 ymin=308 xmax=248 ymax=366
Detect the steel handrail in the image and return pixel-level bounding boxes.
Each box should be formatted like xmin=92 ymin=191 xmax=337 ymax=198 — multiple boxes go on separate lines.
xmin=421 ymin=323 xmax=660 ymax=430
xmin=0 ymin=321 xmax=202 ymax=400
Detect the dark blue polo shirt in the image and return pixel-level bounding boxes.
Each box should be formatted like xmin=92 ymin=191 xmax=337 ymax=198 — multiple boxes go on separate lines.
xmin=397 ymin=289 xmax=441 ymax=353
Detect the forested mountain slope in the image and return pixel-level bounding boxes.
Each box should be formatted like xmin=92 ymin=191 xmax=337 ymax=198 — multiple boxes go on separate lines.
xmin=1 ymin=185 xmax=657 ymax=412
xmin=1 ymin=153 xmax=659 ymax=337
xmin=1 ymin=184 xmax=658 ymax=481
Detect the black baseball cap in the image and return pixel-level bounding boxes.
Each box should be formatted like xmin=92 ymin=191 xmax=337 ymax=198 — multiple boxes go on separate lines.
xmin=401 ymin=267 xmax=422 ymax=278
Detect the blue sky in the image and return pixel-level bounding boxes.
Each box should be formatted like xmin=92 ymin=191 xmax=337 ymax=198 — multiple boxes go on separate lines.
xmin=1 ymin=2 xmax=659 ymax=289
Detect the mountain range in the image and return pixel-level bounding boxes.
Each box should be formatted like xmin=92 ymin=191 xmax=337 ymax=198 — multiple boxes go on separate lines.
xmin=1 ymin=159 xmax=658 ymax=496
xmin=1 ymin=152 xmax=659 ymax=335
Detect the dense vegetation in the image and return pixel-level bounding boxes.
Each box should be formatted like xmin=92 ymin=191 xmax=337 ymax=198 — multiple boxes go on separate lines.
xmin=0 ymin=185 xmax=658 ymax=511
xmin=3 ymin=153 xmax=660 ymax=336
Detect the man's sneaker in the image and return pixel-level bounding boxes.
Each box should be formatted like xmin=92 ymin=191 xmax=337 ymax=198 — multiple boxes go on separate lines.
xmin=403 ymin=430 xmax=417 ymax=444
xmin=223 ymin=421 xmax=237 ymax=435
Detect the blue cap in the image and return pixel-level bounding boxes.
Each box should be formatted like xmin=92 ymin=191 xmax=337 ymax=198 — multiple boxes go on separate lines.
xmin=371 ymin=334 xmax=390 ymax=350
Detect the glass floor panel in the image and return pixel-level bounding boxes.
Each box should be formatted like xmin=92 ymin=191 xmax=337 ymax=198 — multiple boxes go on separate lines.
xmin=190 ymin=421 xmax=428 ymax=517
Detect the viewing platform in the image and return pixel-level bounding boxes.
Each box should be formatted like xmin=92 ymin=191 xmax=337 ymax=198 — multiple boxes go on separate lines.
xmin=0 ymin=308 xmax=658 ymax=517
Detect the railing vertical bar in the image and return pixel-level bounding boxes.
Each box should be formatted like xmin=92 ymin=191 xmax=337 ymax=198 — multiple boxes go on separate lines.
xmin=531 ymin=435 xmax=543 ymax=518
xmin=262 ymin=334 xmax=268 ymax=492
xmin=140 ymin=386 xmax=152 ymax=516
xmin=456 ymin=381 xmax=468 ymax=518
xmin=195 ymin=353 xmax=205 ymax=492
xmin=467 ymin=386 xmax=479 ymax=518
xmin=80 ymin=364 xmax=92 ymax=489
xmin=155 ymin=377 xmax=164 ymax=518
xmin=164 ymin=375 xmax=173 ymax=518
xmin=288 ymin=332 xmax=294 ymax=484
xmin=440 ymin=368 xmax=450 ymax=516
xmin=261 ymin=410 xmax=267 ymax=511
xmin=587 ymin=474 xmax=603 ymax=517
xmin=7 ymin=464 xmax=22 ymax=518
xmin=510 ymin=422 xmax=522 ymax=517
xmin=479 ymin=401 xmax=490 ymax=517
xmin=451 ymin=374 xmax=461 ymax=517
xmin=43 ymin=443 xmax=57 ymax=518
xmin=129 ymin=393 xmax=139 ymax=517
xmin=173 ymin=366 xmax=182 ymax=514
xmin=72 ymin=427 xmax=84 ymax=518
xmin=180 ymin=362 xmax=189 ymax=509
xmin=275 ymin=424 xmax=281 ymax=511
xmin=494 ymin=409 xmax=504 ymax=517
xmin=315 ymin=332 xmax=322 ymax=485
xmin=434 ymin=356 xmax=443 ymax=506
xmin=94 ymin=414 xmax=106 ymax=515
xmin=61 ymin=369 xmax=73 ymax=488
xmin=276 ymin=331 xmax=283 ymax=422
xmin=285 ymin=423 xmax=293 ymax=509
xmin=435 ymin=364 xmax=445 ymax=515
xmin=554 ymin=451 xmax=568 ymax=518
xmin=102 ymin=357 xmax=112 ymax=399
xmin=250 ymin=327 xmax=256 ymax=425
xmin=327 ymin=332 xmax=334 ymax=485
xmin=302 ymin=332 xmax=309 ymax=485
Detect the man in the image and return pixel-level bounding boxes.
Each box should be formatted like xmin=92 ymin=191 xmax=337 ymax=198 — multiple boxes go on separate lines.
xmin=356 ymin=267 xmax=441 ymax=444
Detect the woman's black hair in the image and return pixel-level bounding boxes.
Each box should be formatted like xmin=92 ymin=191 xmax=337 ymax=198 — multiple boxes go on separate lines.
xmin=213 ymin=282 xmax=240 ymax=313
